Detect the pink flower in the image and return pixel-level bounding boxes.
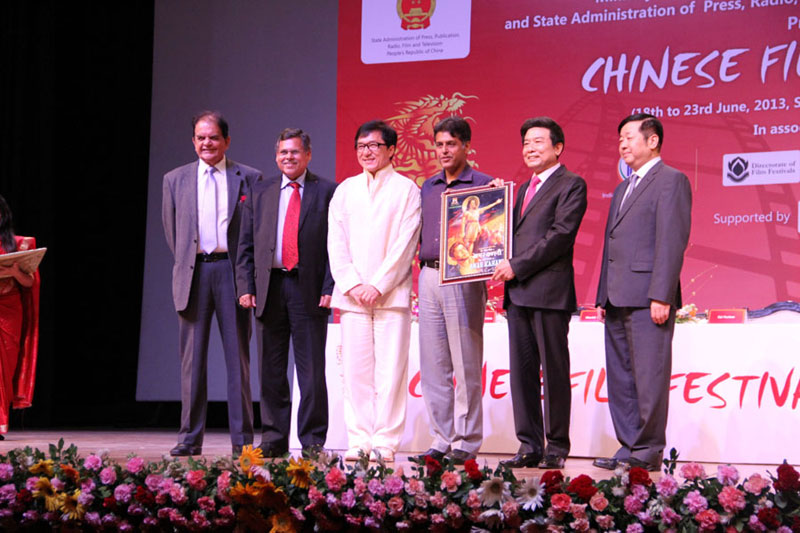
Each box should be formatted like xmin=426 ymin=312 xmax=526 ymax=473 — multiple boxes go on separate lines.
xmin=308 ymin=485 xmax=324 ymax=504
xmin=0 ymin=464 xmax=14 ymax=481
xmin=81 ymin=478 xmax=96 ymax=492
xmin=384 ymin=475 xmax=404 ymax=495
xmin=624 ymin=494 xmax=643 ymax=514
xmin=51 ymin=478 xmax=65 ymax=491
xmin=145 ymin=474 xmax=163 ymax=492
xmin=744 ymin=473 xmax=771 ymax=494
xmin=169 ymin=484 xmax=187 ymax=506
xmin=387 ymin=495 xmax=405 ymax=517
xmin=571 ymin=518 xmax=590 ymax=531
xmin=696 ymin=508 xmax=720 ymax=530
xmin=626 ymin=524 xmax=644 ymax=533
xmin=661 ymin=505 xmax=681 ymax=525
xmin=83 ymin=454 xmax=103 ymax=471
xmin=551 ymin=493 xmax=572 ymax=512
xmin=114 ymin=483 xmax=133 ymax=503
xmin=0 ymin=484 xmax=16 ymax=503
xmin=99 ymin=466 xmax=117 ymax=485
xmin=353 ymin=477 xmax=367 ymax=496
xmin=569 ymin=502 xmax=587 ymax=519
xmin=197 ymin=496 xmax=215 ymax=512
xmin=717 ymin=464 xmax=739 ymax=485
xmin=25 ymin=477 xmax=38 ymax=491
xmin=683 ymin=489 xmax=708 ymax=514
xmin=440 ymin=471 xmax=462 ymax=493
xmin=444 ymin=502 xmax=462 ymax=519
xmin=718 ymin=485 xmax=746 ymax=513
xmin=589 ymin=491 xmax=608 ymax=511
xmin=596 ymin=514 xmax=615 ymax=529
xmin=325 ymin=467 xmax=346 ymax=492
xmin=368 ymin=477 xmax=386 ymax=497
xmin=466 ymin=489 xmax=481 ymax=509
xmin=656 ymin=474 xmax=679 ymax=499
xmin=748 ymin=514 xmax=767 ymax=531
xmin=503 ymin=499 xmax=520 ymax=519
xmin=430 ymin=490 xmax=446 ymax=508
xmin=78 ymin=491 xmax=95 ymax=506
xmin=680 ymin=462 xmax=706 ymax=481
xmin=631 ymin=483 xmax=649 ymax=502
xmin=184 ymin=470 xmax=207 ymax=491
xmin=125 ymin=457 xmax=145 ymax=474
xmin=405 ymin=476 xmax=424 ymax=495
xmin=341 ymin=489 xmax=356 ymax=508
xmin=368 ymin=500 xmax=386 ymax=520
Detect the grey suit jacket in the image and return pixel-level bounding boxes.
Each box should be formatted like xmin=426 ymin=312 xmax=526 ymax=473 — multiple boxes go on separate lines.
xmin=235 ymin=171 xmax=337 ymax=318
xmin=596 ymin=160 xmax=692 ymax=309
xmin=504 ymin=165 xmax=588 ymax=312
xmin=162 ymin=158 xmax=262 ymax=311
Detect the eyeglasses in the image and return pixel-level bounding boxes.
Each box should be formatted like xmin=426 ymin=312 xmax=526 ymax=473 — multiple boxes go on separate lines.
xmin=355 ymin=142 xmax=387 ymax=153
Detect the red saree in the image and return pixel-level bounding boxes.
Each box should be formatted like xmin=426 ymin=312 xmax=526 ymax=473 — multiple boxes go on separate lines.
xmin=0 ymin=236 xmax=40 ymax=433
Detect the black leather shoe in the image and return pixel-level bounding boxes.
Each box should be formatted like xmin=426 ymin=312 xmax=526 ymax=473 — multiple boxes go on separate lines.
xmin=626 ymin=457 xmax=660 ymax=472
xmin=170 ymin=443 xmax=202 ymax=457
xmin=538 ymin=455 xmax=566 ymax=469
xmin=592 ymin=457 xmax=618 ymax=470
xmin=500 ymin=452 xmax=542 ymax=469
xmin=447 ymin=449 xmax=476 ymax=465
xmin=414 ymin=448 xmax=447 ymax=462
xmin=258 ymin=444 xmax=289 ymax=458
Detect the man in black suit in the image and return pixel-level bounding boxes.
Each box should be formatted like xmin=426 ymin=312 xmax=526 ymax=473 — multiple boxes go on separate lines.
xmin=492 ymin=117 xmax=587 ymax=469
xmin=236 ymin=128 xmax=336 ymax=456
xmin=594 ymin=114 xmax=691 ymax=472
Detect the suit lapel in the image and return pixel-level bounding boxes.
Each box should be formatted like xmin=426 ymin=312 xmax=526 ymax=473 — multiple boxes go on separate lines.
xmin=182 ymin=162 xmax=200 ymax=233
xmin=298 ymin=171 xmax=317 ymax=231
xmin=225 ymin=159 xmax=243 ymax=219
xmin=613 ymin=161 xmax=661 ymax=226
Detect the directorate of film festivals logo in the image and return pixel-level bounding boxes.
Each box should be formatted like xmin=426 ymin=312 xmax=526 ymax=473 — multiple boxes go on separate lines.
xmin=726 ymin=156 xmax=750 ymax=183
xmin=397 ymin=0 xmax=436 ymax=30
xmin=617 ymin=158 xmax=634 ymax=182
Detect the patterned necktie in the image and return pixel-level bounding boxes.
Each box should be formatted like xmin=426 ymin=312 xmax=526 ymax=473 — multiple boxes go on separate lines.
xmin=199 ymin=166 xmax=218 ymax=254
xmin=282 ymin=181 xmax=301 ymax=270
xmin=618 ymin=173 xmax=640 ymax=213
xmin=520 ymin=175 xmax=541 ymax=214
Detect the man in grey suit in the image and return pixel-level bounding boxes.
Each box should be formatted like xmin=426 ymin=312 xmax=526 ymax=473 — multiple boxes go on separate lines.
xmin=594 ymin=113 xmax=692 ymax=472
xmin=162 ymin=111 xmax=258 ymax=456
xmin=236 ymin=128 xmax=336 ymax=457
xmin=493 ymin=117 xmax=587 ymax=470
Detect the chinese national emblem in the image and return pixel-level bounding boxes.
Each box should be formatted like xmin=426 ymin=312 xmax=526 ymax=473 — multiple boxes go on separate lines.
xmin=397 ymin=0 xmax=436 ymax=30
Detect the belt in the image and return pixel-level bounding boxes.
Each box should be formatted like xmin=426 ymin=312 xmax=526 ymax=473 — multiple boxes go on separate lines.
xmin=421 ymin=259 xmax=440 ymax=269
xmin=196 ymin=252 xmax=229 ymax=262
xmin=272 ymin=268 xmax=298 ymax=277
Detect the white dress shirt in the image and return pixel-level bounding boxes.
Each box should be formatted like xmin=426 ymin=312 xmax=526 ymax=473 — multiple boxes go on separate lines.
xmin=196 ymin=157 xmax=229 ymax=253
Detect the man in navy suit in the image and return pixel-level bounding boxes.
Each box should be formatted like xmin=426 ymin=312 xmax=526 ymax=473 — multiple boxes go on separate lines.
xmin=492 ymin=117 xmax=587 ymax=469
xmin=236 ymin=128 xmax=336 ymax=456
xmin=162 ymin=111 xmax=257 ymax=456
xmin=594 ymin=114 xmax=692 ymax=472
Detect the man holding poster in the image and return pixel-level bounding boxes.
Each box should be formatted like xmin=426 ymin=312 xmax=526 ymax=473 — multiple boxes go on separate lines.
xmin=594 ymin=114 xmax=692 ymax=472
xmin=492 ymin=117 xmax=587 ymax=469
xmin=416 ymin=117 xmax=495 ymax=465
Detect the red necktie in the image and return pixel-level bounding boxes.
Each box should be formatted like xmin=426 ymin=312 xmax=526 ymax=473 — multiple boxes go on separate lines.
xmin=520 ymin=175 xmax=541 ymax=214
xmin=282 ymin=182 xmax=301 ymax=270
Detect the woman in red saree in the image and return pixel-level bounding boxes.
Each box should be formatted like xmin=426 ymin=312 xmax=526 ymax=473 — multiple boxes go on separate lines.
xmin=0 ymin=195 xmax=39 ymax=439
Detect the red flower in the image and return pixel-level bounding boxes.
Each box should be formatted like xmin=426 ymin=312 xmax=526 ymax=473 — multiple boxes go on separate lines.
xmin=464 ymin=459 xmax=482 ymax=481
xmin=629 ymin=467 xmax=653 ymax=486
xmin=135 ymin=486 xmax=155 ymax=506
xmin=103 ymin=496 xmax=117 ymax=510
xmin=425 ymin=455 xmax=442 ymax=477
xmin=16 ymin=489 xmax=32 ymax=504
xmin=791 ymin=516 xmax=800 ymax=533
xmin=757 ymin=507 xmax=781 ymax=529
xmin=542 ymin=470 xmax=564 ymax=495
xmin=567 ymin=474 xmax=598 ymax=501
xmin=775 ymin=462 xmax=800 ymax=492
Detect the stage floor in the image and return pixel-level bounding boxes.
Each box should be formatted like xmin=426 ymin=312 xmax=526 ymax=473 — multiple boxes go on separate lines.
xmin=0 ymin=429 xmax=789 ymax=481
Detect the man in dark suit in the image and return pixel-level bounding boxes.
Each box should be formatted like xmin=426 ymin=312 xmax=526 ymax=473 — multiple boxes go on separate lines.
xmin=162 ymin=111 xmax=257 ymax=456
xmin=594 ymin=114 xmax=692 ymax=472
xmin=236 ymin=128 xmax=336 ymax=457
xmin=492 ymin=117 xmax=587 ymax=469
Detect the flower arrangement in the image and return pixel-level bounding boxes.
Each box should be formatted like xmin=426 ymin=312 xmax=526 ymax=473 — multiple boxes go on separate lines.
xmin=0 ymin=441 xmax=798 ymax=531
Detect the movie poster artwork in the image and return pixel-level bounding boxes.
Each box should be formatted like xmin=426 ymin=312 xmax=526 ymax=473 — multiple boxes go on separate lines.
xmin=440 ymin=183 xmax=513 ymax=285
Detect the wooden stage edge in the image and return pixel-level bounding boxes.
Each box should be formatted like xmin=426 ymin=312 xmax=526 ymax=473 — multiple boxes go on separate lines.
xmin=0 ymin=429 xmax=793 ymax=481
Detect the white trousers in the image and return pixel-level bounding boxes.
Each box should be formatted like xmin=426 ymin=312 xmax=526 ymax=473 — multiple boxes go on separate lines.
xmin=340 ymin=308 xmax=411 ymax=452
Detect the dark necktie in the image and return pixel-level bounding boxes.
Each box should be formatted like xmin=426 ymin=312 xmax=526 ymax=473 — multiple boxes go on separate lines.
xmin=520 ymin=175 xmax=541 ymax=214
xmin=282 ymin=181 xmax=301 ymax=270
xmin=618 ymin=173 xmax=640 ymax=214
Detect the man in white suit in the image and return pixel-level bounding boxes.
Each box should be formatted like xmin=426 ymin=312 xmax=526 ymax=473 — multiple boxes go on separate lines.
xmin=327 ymin=120 xmax=421 ymax=462
xmin=162 ymin=111 xmax=258 ymax=457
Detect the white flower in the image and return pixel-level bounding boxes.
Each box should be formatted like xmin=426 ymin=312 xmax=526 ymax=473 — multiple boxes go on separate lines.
xmin=478 ymin=508 xmax=504 ymax=529
xmin=478 ymin=477 xmax=511 ymax=507
xmin=515 ymin=477 xmax=545 ymax=511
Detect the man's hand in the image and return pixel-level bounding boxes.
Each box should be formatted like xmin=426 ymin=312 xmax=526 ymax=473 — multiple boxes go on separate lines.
xmin=650 ymin=299 xmax=670 ymax=325
xmin=319 ymin=294 xmax=332 ymax=308
xmin=597 ymin=306 xmax=605 ymax=321
xmin=489 ymin=178 xmax=506 ymax=188
xmin=239 ymin=294 xmax=256 ymax=308
xmin=491 ymin=260 xmax=515 ymax=281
